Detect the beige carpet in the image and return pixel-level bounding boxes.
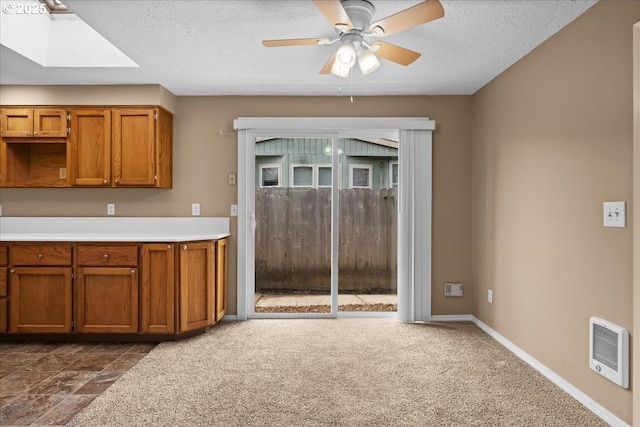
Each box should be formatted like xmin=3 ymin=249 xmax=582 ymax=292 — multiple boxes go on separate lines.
xmin=71 ymin=320 xmax=606 ymax=427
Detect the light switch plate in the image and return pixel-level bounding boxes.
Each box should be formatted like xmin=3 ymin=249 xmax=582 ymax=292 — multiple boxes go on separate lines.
xmin=192 ymin=203 xmax=201 ymax=216
xmin=603 ymin=201 xmax=626 ymax=228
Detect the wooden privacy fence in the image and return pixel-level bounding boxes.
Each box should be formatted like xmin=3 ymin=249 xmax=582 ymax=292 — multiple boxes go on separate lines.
xmin=255 ymin=188 xmax=397 ymax=293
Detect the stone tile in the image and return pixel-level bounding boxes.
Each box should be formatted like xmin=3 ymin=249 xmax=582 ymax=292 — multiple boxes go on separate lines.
xmin=91 ymin=343 xmax=135 ymax=354
xmin=73 ymin=371 xmax=123 ymax=395
xmin=0 ymin=353 xmax=46 ymax=371
xmin=0 ymin=395 xmax=17 ymax=409
xmin=0 ymin=371 xmax=53 ymax=395
xmin=62 ymin=353 xmax=120 ymax=371
xmin=23 ymin=354 xmax=81 ymax=372
xmin=51 ymin=342 xmax=101 ymax=355
xmin=0 ymin=343 xmax=26 ymax=354
xmin=127 ymin=343 xmax=157 ymax=353
xmin=0 ymin=394 xmax=65 ymax=425
xmin=32 ymin=394 xmax=97 ymax=426
xmin=29 ymin=371 xmax=97 ymax=395
xmin=107 ymin=353 xmax=145 ymax=370
xmin=17 ymin=343 xmax=62 ymax=354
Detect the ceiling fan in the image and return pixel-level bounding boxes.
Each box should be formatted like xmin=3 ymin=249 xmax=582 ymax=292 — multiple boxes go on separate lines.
xmin=262 ymin=0 xmax=445 ymax=77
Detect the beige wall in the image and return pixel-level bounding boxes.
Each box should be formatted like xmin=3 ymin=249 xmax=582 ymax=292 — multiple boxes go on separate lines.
xmin=633 ymin=20 xmax=640 ymax=427
xmin=472 ymin=1 xmax=639 ymax=423
xmin=0 ymin=93 xmax=473 ymax=317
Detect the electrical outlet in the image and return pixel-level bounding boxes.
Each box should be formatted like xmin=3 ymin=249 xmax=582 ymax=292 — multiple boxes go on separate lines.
xmin=230 ymin=204 xmax=238 ymax=217
xmin=107 ymin=203 xmax=115 ymax=216
xmin=488 ymin=289 xmax=493 ymax=304
xmin=192 ymin=203 xmax=201 ymax=216
xmin=228 ymin=173 xmax=237 ymax=186
xmin=603 ymin=201 xmax=626 ymax=228
xmin=0 ymin=205 xmax=2 ymax=216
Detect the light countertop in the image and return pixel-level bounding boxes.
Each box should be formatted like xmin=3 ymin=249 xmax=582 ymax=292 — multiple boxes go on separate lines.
xmin=0 ymin=217 xmax=230 ymax=242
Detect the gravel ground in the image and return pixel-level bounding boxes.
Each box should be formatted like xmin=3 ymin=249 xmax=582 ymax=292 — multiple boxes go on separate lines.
xmin=254 ymin=303 xmax=397 ymax=313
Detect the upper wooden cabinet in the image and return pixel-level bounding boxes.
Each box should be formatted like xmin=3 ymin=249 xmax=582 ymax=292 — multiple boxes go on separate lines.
xmin=1 ymin=105 xmax=172 ymax=188
xmin=69 ymin=109 xmax=112 ymax=186
xmin=112 ymin=108 xmax=173 ymax=188
xmin=0 ymin=108 xmax=68 ymax=138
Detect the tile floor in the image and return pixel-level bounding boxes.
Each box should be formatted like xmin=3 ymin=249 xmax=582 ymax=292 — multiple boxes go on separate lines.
xmin=0 ymin=341 xmax=157 ymax=426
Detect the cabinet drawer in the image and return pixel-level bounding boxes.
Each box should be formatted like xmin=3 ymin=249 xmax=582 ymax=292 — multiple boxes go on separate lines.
xmin=77 ymin=245 xmax=138 ymax=266
xmin=0 ymin=267 xmax=6 ymax=297
xmin=12 ymin=245 xmax=73 ymax=266
xmin=0 ymin=246 xmax=7 ymax=266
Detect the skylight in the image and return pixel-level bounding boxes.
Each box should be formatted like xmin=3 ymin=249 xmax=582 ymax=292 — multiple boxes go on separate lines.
xmin=0 ymin=0 xmax=138 ymax=67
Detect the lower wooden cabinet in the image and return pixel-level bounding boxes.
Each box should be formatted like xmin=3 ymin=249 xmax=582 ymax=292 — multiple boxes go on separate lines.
xmin=179 ymin=241 xmax=214 ymax=332
xmin=215 ymin=238 xmax=228 ymax=321
xmin=1 ymin=238 xmax=227 ymax=338
xmin=9 ymin=267 xmax=72 ymax=333
xmin=141 ymin=244 xmax=175 ymax=333
xmin=76 ymin=267 xmax=139 ymax=333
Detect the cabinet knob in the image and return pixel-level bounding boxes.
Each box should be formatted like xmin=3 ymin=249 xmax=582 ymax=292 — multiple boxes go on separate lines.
xmin=131 ymin=269 xmax=136 ymax=274
xmin=103 ymin=254 xmax=109 ymax=259
xmin=37 ymin=253 xmax=43 ymax=259
xmin=167 ymin=245 xmax=172 ymax=249
xmin=10 ymin=269 xmax=15 ymax=273
xmin=183 ymin=245 xmax=187 ymax=250
xmin=103 ymin=180 xmax=108 ymax=185
xmin=114 ymin=179 xmax=119 ymax=184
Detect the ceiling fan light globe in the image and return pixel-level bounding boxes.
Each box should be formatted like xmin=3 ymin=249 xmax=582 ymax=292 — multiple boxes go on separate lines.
xmin=336 ymin=40 xmax=357 ymax=66
xmin=331 ymin=60 xmax=351 ymax=78
xmin=358 ymin=48 xmax=380 ymax=75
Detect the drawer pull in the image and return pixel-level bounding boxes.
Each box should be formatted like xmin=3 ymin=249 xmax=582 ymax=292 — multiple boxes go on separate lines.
xmin=103 ymin=254 xmax=110 ymax=259
xmin=37 ymin=254 xmax=43 ymax=259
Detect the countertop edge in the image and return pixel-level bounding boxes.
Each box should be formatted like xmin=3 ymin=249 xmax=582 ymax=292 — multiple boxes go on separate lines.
xmin=0 ymin=233 xmax=231 ymax=242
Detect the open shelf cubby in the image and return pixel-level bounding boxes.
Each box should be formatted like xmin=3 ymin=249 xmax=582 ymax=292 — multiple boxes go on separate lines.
xmin=3 ymin=141 xmax=68 ymax=187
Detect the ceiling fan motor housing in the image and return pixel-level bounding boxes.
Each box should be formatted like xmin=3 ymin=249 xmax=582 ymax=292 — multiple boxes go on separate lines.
xmin=340 ymin=0 xmax=375 ymax=32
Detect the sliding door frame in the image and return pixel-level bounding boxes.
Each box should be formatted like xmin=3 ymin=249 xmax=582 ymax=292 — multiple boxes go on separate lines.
xmin=235 ymin=117 xmax=435 ymax=321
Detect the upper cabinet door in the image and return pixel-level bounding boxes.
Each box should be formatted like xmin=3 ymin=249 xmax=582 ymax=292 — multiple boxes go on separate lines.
xmin=112 ymin=108 xmax=156 ymax=186
xmin=0 ymin=108 xmax=67 ymax=138
xmin=0 ymin=109 xmax=33 ymax=137
xmin=33 ymin=109 xmax=68 ymax=137
xmin=70 ymin=109 xmax=112 ymax=186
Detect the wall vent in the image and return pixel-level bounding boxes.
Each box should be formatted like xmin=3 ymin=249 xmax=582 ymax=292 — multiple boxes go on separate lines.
xmin=444 ymin=282 xmax=463 ymax=297
xmin=589 ymin=317 xmax=628 ymax=388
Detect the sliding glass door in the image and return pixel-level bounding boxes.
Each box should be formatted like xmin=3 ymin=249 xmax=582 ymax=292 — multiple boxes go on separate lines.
xmin=251 ymin=134 xmax=397 ymax=317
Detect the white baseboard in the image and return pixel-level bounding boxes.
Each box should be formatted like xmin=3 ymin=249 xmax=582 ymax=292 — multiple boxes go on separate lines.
xmin=471 ymin=316 xmax=629 ymax=427
xmin=430 ymin=314 xmax=473 ymax=322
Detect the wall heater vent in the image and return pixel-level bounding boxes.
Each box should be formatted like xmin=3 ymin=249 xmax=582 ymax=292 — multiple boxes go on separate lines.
xmin=589 ymin=317 xmax=628 ymax=388
xmin=444 ymin=282 xmax=463 ymax=297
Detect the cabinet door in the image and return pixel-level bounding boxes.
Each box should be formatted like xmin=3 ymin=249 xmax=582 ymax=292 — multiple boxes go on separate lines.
xmin=70 ymin=109 xmax=111 ymax=186
xmin=112 ymin=108 xmax=156 ymax=186
xmin=179 ymin=242 xmax=214 ymax=332
xmin=9 ymin=267 xmax=72 ymax=333
xmin=76 ymin=267 xmax=138 ymax=333
xmin=33 ymin=109 xmax=68 ymax=138
xmin=141 ymin=244 xmax=175 ymax=333
xmin=0 ymin=109 xmax=33 ymax=137
xmin=215 ymin=238 xmax=228 ymax=322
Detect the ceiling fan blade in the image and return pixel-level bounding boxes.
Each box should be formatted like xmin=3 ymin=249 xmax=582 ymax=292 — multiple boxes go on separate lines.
xmin=312 ymin=0 xmax=353 ymax=30
xmin=371 ymin=42 xmax=421 ymax=66
xmin=262 ymin=38 xmax=328 ymax=47
xmin=319 ymin=52 xmax=337 ymax=74
xmin=369 ymin=0 xmax=444 ymax=37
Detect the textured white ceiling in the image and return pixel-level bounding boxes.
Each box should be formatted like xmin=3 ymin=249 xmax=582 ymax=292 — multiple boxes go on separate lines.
xmin=0 ymin=0 xmax=597 ymax=96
